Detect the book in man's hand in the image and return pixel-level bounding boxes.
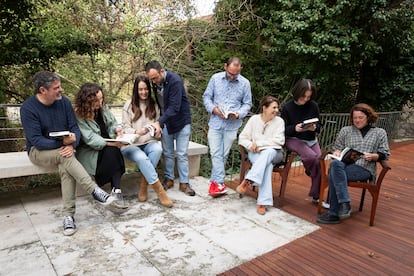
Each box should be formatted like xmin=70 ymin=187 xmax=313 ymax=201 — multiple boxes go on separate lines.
xmin=144 ymin=124 xmax=156 ymax=137
xmin=104 ymin=133 xmax=138 ymax=145
xmin=327 ymin=147 xmax=364 ymax=165
xmin=301 ymin=118 xmax=319 ymax=128
xmin=218 ymin=105 xmax=237 ymax=119
xmin=49 ymin=131 xmax=70 ymax=138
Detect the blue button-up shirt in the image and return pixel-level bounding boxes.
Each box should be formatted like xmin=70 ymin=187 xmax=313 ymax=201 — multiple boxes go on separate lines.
xmin=203 ymin=71 xmax=252 ymax=130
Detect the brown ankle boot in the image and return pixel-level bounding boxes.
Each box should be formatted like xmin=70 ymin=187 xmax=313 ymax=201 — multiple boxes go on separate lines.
xmin=151 ymin=180 xmax=173 ymax=208
xmin=236 ymin=179 xmax=251 ymax=195
xmin=138 ymin=177 xmax=148 ymax=202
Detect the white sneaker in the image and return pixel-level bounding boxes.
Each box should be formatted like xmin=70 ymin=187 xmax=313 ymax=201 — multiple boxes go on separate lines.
xmin=322 ymin=201 xmax=330 ymax=209
xmin=108 ymin=188 xmax=129 ymax=214
xmin=111 ymin=188 xmax=128 ymax=207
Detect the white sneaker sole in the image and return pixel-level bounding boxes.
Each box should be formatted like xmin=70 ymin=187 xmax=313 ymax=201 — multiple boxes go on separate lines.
xmin=107 ymin=202 xmax=129 ymax=214
xmin=209 ymin=190 xmax=228 ymax=197
xmin=63 ymin=228 xmax=77 ymax=236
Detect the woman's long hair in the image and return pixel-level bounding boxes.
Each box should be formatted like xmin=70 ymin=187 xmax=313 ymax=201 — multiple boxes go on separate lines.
xmin=130 ymin=76 xmax=156 ymax=122
xmin=75 ymin=83 xmax=104 ymax=120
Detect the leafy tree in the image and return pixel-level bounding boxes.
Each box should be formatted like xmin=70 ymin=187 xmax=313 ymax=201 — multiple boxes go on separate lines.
xmin=0 ymin=0 xmax=202 ymax=103
xmin=210 ymin=0 xmax=414 ymax=112
xmin=0 ymin=0 xmax=36 ymax=67
xmin=0 ymin=0 xmax=94 ymax=102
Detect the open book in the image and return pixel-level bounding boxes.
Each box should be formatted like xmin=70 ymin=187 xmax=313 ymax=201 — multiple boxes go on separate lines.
xmin=327 ymin=147 xmax=364 ymax=164
xmin=218 ymin=105 xmax=236 ymax=119
xmin=104 ymin=133 xmax=138 ymax=145
xmin=301 ymin=118 xmax=319 ymax=128
xmin=49 ymin=131 xmax=70 ymax=137
xmin=259 ymin=145 xmax=282 ymax=151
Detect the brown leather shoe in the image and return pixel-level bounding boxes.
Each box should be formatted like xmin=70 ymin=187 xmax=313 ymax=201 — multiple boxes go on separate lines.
xmin=256 ymin=205 xmax=266 ymax=215
xmin=162 ymin=178 xmax=174 ymax=190
xmin=179 ymin=183 xmax=195 ymax=196
xmin=236 ymin=179 xmax=251 ymax=194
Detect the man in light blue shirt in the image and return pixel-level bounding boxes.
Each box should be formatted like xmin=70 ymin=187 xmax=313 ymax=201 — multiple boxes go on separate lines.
xmin=203 ymin=57 xmax=252 ymax=197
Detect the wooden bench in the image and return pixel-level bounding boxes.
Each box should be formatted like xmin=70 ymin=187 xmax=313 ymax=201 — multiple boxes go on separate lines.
xmin=0 ymin=141 xmax=208 ymax=179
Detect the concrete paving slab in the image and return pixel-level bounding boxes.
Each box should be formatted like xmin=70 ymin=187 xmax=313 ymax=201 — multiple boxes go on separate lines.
xmin=0 ymin=241 xmax=56 ymax=276
xmin=0 ymin=174 xmax=319 ymax=275
xmin=0 ymin=198 xmax=39 ymax=250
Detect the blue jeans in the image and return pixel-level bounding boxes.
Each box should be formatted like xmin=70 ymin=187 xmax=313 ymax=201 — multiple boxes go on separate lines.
xmin=246 ymin=149 xmax=283 ymax=206
xmin=121 ymin=141 xmax=162 ymax=184
xmin=328 ymin=160 xmax=372 ymax=216
xmin=207 ymin=128 xmax=238 ymax=184
xmin=162 ymin=124 xmax=191 ymax=183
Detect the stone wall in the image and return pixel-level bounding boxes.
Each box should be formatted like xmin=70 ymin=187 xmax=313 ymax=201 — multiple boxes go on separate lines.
xmin=398 ymin=102 xmax=414 ymax=140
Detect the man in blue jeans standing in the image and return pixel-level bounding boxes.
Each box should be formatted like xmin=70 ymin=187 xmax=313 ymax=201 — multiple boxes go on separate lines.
xmin=145 ymin=61 xmax=195 ymax=196
xmin=203 ymin=57 xmax=252 ymax=197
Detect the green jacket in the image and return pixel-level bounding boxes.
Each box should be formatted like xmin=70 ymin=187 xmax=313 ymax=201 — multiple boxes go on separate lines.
xmin=76 ymin=106 xmax=118 ymax=175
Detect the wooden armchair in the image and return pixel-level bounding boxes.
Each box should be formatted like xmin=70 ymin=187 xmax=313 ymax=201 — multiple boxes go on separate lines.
xmin=239 ymin=145 xmax=297 ymax=207
xmin=317 ymin=151 xmax=391 ymax=226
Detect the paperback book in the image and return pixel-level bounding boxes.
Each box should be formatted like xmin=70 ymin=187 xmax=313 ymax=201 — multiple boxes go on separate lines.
xmin=144 ymin=124 xmax=156 ymax=137
xmin=218 ymin=105 xmax=236 ymax=119
xmin=327 ymin=147 xmax=364 ymax=164
xmin=104 ymin=133 xmax=138 ymax=145
xmin=49 ymin=131 xmax=70 ymax=137
xmin=301 ymin=118 xmax=319 ymax=128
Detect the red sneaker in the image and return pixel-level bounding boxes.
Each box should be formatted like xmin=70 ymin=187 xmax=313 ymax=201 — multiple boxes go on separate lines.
xmin=209 ymin=181 xmax=227 ymax=197
xmin=216 ymin=183 xmax=228 ymax=195
xmin=208 ymin=181 xmax=218 ymax=196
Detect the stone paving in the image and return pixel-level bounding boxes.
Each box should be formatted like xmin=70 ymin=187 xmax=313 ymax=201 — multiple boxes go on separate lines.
xmin=0 ymin=173 xmax=319 ymax=276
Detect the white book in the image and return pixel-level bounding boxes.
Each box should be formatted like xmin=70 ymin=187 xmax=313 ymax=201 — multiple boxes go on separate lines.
xmin=218 ymin=105 xmax=236 ymax=119
xmin=104 ymin=133 xmax=138 ymax=145
xmin=259 ymin=145 xmax=282 ymax=151
xmin=144 ymin=124 xmax=155 ymax=137
xmin=301 ymin=118 xmax=319 ymax=128
xmin=49 ymin=131 xmax=70 ymax=137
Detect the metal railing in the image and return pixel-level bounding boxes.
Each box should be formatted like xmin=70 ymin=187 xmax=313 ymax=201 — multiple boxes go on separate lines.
xmin=0 ymin=104 xmax=403 ymax=178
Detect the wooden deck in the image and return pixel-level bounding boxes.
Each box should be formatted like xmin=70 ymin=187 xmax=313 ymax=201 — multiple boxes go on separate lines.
xmin=222 ymin=140 xmax=414 ymax=275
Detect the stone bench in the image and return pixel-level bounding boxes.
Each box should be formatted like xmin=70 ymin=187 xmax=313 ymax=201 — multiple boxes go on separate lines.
xmin=0 ymin=141 xmax=208 ymax=179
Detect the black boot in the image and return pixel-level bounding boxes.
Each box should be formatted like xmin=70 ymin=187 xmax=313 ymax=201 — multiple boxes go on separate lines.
xmin=338 ymin=202 xmax=352 ymax=219
xmin=317 ymin=213 xmax=340 ymax=224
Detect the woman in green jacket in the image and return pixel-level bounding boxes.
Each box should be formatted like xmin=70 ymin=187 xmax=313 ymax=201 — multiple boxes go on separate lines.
xmin=74 ymin=83 xmax=127 ymax=207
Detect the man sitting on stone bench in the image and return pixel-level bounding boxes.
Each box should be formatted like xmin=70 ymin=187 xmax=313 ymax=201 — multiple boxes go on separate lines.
xmin=20 ymin=71 xmax=124 ymax=236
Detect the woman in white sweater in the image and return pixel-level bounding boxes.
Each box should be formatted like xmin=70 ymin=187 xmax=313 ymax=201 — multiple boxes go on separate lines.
xmin=237 ymin=95 xmax=285 ymax=215
xmin=121 ymin=76 xmax=172 ymax=207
